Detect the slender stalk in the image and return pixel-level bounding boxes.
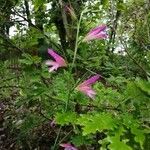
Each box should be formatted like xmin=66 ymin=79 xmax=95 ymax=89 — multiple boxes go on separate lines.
xmin=53 ymin=9 xmax=86 ymax=149
xmin=58 ymin=130 xmax=73 ymax=145
xmin=120 ymin=38 xmax=149 ymax=79
xmin=72 ymin=11 xmax=83 ymax=67
xmin=53 ymin=126 xmax=62 ymax=150
xmin=65 ymin=10 xmax=85 ymax=111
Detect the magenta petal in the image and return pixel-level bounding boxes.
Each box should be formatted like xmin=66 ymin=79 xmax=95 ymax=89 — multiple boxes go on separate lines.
xmin=48 ymin=64 xmax=59 ymax=72
xmin=45 ymin=60 xmax=56 ymax=66
xmin=82 ymin=74 xmax=100 ymax=86
xmin=84 ymin=24 xmax=107 ymax=41
xmin=79 ymin=86 xmax=96 ymax=98
xmin=76 ymin=75 xmax=100 ymax=99
xmin=45 ymin=60 xmax=59 ymax=72
xmin=85 ymin=33 xmax=107 ymax=41
xmin=94 ymin=32 xmax=108 ymax=39
xmin=48 ymin=49 xmax=66 ymax=66
xmin=48 ymin=67 xmax=56 ymax=72
xmin=60 ymin=143 xmax=72 ymax=147
xmin=60 ymin=143 xmax=78 ymax=150
xmin=86 ymin=89 xmax=96 ymax=99
xmin=89 ymin=24 xmax=107 ymax=35
xmin=45 ymin=49 xmax=67 ymax=72
xmin=65 ymin=5 xmax=77 ymax=20
xmin=50 ymin=120 xmax=56 ymax=127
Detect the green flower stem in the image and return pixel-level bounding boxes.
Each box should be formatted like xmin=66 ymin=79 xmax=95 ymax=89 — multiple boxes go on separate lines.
xmin=64 ymin=11 xmax=84 ymax=113
xmin=53 ymin=126 xmax=62 ymax=150
xmin=65 ymin=9 xmax=87 ymax=111
xmin=72 ymin=11 xmax=83 ymax=68
xmin=53 ymin=8 xmax=86 ymax=150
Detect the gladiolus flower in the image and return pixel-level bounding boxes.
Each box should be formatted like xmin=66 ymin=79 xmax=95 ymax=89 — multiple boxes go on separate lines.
xmin=45 ymin=49 xmax=67 ymax=72
xmin=83 ymin=24 xmax=107 ymax=42
xmin=50 ymin=119 xmax=56 ymax=128
xmin=76 ymin=75 xmax=100 ymax=99
xmin=65 ymin=5 xmax=77 ymax=20
xmin=60 ymin=143 xmax=78 ymax=150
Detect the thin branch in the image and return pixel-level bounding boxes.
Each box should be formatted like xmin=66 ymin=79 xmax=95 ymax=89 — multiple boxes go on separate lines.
xmin=0 ymin=76 xmax=20 ymax=84
xmin=81 ymin=104 xmax=122 ymax=112
xmin=120 ymin=38 xmax=149 ymax=79
xmin=24 ymin=0 xmax=32 ymax=27
xmin=0 ymin=34 xmax=23 ymax=52
xmin=107 ymin=1 xmax=121 ymax=52
xmin=58 ymin=130 xmax=73 ymax=145
xmin=11 ymin=9 xmax=61 ymax=50
xmin=59 ymin=0 xmax=70 ymax=40
xmin=0 ymin=85 xmax=22 ymax=89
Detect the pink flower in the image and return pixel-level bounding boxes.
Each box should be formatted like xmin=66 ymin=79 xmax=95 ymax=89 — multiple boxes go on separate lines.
xmin=60 ymin=143 xmax=78 ymax=150
xmin=65 ymin=5 xmax=77 ymax=20
xmin=50 ymin=119 xmax=56 ymax=128
xmin=76 ymin=75 xmax=100 ymax=99
xmin=83 ymin=24 xmax=107 ymax=42
xmin=45 ymin=49 xmax=67 ymax=72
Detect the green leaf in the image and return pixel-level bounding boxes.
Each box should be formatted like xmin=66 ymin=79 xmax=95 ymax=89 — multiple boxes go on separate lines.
xmin=77 ymin=113 xmax=116 ymax=135
xmin=71 ymin=134 xmax=92 ymax=146
xmin=20 ymin=53 xmax=33 ymax=65
xmin=100 ymin=127 xmax=132 ymax=150
xmin=55 ymin=111 xmax=77 ymax=126
xmin=131 ymin=127 xmax=145 ymax=149
xmin=52 ymin=71 xmax=74 ymax=101
xmin=122 ymin=114 xmax=145 ymax=149
xmin=125 ymin=81 xmax=149 ymax=102
xmin=34 ymin=0 xmax=44 ymax=11
xmin=20 ymin=53 xmax=41 ymax=65
xmin=19 ymin=113 xmax=44 ymax=135
xmin=107 ymin=135 xmax=132 ymax=150
xmin=117 ymin=3 xmax=125 ymax=11
xmin=101 ymin=0 xmax=109 ymax=8
xmin=135 ymin=78 xmax=150 ymax=95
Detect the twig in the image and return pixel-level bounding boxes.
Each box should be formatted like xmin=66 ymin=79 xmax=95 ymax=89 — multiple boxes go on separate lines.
xmin=0 ymin=34 xmax=23 ymax=52
xmin=0 ymin=76 xmax=20 ymax=84
xmin=53 ymin=126 xmax=62 ymax=150
xmin=81 ymin=104 xmax=122 ymax=112
xmin=58 ymin=130 xmax=73 ymax=145
xmin=120 ymin=38 xmax=149 ymax=79
xmin=11 ymin=9 xmax=61 ymax=50
xmin=0 ymin=85 xmax=22 ymax=89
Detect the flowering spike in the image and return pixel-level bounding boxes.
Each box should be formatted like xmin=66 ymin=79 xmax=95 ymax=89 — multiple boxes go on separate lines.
xmin=45 ymin=49 xmax=67 ymax=72
xmin=60 ymin=143 xmax=78 ymax=150
xmin=50 ymin=119 xmax=56 ymax=128
xmin=76 ymin=75 xmax=100 ymax=99
xmin=65 ymin=5 xmax=77 ymax=20
xmin=83 ymin=24 xmax=107 ymax=42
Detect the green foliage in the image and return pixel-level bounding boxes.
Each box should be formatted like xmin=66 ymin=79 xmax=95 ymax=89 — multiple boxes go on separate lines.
xmin=0 ymin=0 xmax=150 ymax=149
xmin=106 ymin=135 xmax=132 ymax=150
xmin=20 ymin=53 xmax=42 ymax=65
xmin=77 ymin=113 xmax=116 ymax=135
xmin=55 ymin=111 xmax=77 ymax=126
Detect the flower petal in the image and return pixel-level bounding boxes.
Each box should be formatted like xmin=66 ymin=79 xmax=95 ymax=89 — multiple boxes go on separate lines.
xmin=81 ymin=74 xmax=100 ymax=86
xmin=88 ymin=24 xmax=107 ymax=35
xmin=50 ymin=120 xmax=56 ymax=127
xmin=60 ymin=143 xmax=72 ymax=147
xmin=84 ymin=24 xmax=107 ymax=41
xmin=86 ymin=89 xmax=96 ymax=99
xmin=79 ymin=86 xmax=96 ymax=98
xmin=45 ymin=60 xmax=56 ymax=66
xmin=60 ymin=143 xmax=78 ymax=150
xmin=65 ymin=5 xmax=77 ymax=20
xmin=76 ymin=75 xmax=100 ymax=99
xmin=48 ymin=64 xmax=59 ymax=72
xmin=48 ymin=49 xmax=66 ymax=67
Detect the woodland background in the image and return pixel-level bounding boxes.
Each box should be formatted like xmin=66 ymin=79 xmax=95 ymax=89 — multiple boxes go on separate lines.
xmin=0 ymin=0 xmax=150 ymax=150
